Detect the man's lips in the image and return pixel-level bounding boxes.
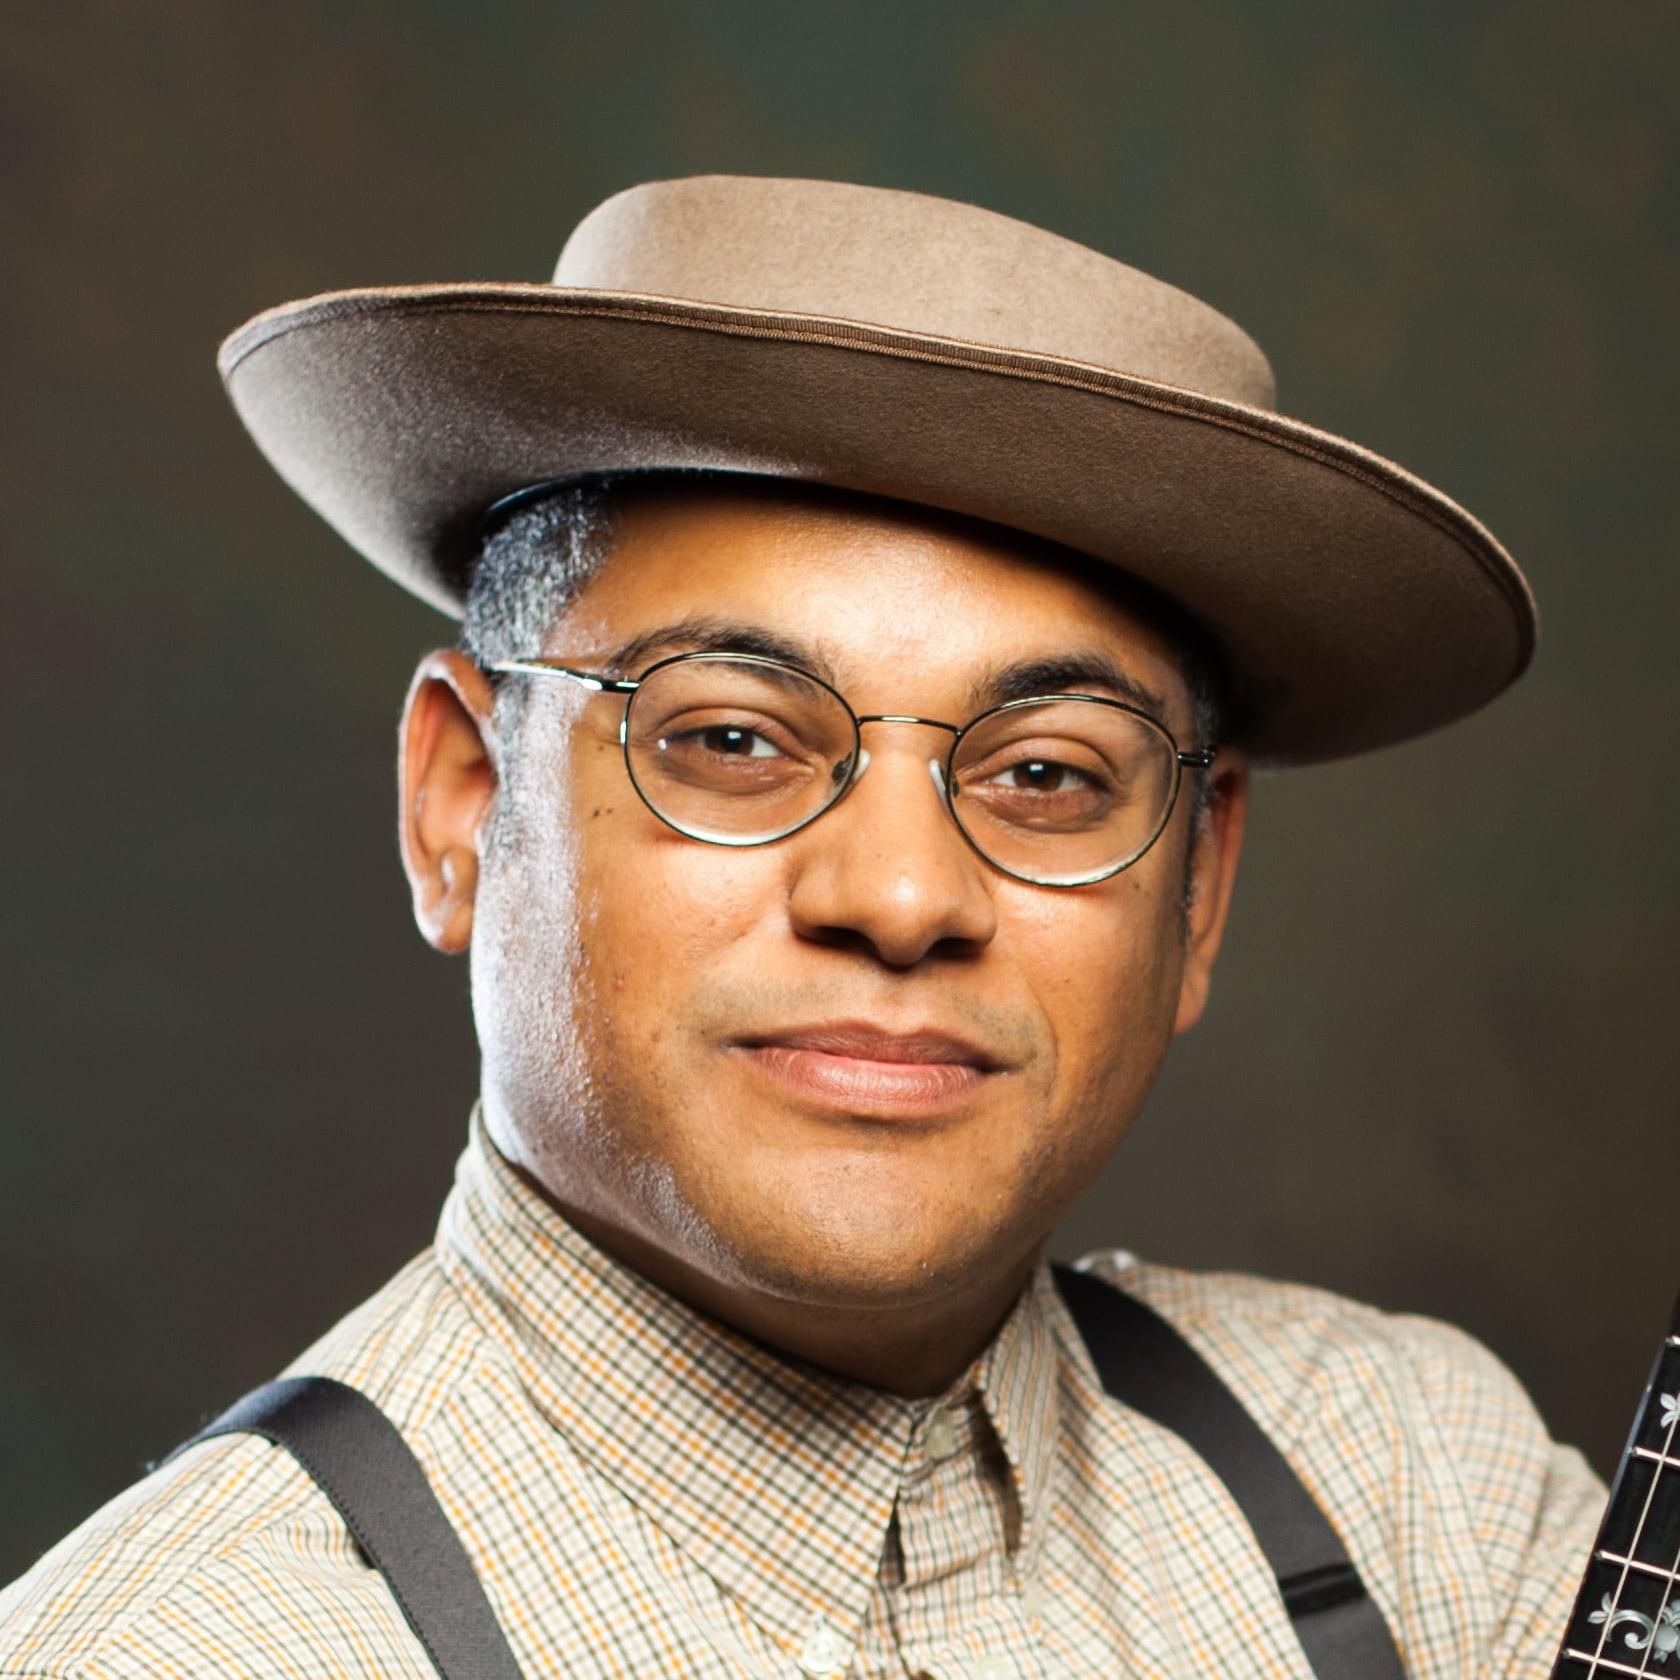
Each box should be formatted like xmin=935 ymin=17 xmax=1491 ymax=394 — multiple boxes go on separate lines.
xmin=729 ymin=1020 xmax=1007 ymax=1116
xmin=736 ymin=1021 xmax=1006 ymax=1067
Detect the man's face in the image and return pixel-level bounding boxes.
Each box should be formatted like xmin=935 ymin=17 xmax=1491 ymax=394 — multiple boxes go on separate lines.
xmin=403 ymin=484 xmax=1246 ymax=1323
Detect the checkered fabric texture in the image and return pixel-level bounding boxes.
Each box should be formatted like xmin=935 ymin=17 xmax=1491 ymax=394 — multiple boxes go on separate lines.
xmin=1 ymin=1110 xmax=1604 ymax=1679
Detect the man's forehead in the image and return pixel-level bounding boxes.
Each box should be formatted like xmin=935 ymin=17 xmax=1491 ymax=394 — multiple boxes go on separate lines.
xmin=598 ymin=471 xmax=1080 ymax=573
xmin=548 ymin=475 xmax=1201 ymax=713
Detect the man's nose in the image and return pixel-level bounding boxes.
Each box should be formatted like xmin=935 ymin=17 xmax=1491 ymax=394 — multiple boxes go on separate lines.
xmin=784 ymin=730 xmax=998 ymax=968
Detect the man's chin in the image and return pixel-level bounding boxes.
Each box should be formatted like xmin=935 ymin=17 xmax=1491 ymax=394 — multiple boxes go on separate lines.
xmin=697 ymin=1184 xmax=1033 ymax=1314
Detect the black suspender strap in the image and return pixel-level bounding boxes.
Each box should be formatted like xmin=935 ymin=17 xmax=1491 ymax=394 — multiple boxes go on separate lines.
xmin=168 ymin=1376 xmax=524 ymax=1680
xmin=1052 ymin=1263 xmax=1407 ymax=1680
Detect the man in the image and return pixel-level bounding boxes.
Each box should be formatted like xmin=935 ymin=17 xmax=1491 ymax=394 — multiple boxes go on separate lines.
xmin=1 ymin=176 xmax=1601 ymax=1678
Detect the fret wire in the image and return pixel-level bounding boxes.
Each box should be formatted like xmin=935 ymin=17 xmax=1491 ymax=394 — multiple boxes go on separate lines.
xmin=1593 ymin=1550 xmax=1680 ymax=1585
xmin=1563 ymin=1648 xmax=1668 ymax=1678
xmin=1632 ymin=1449 xmax=1680 ymax=1471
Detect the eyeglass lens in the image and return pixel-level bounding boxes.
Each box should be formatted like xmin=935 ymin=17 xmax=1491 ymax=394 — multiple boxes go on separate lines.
xmin=623 ymin=656 xmax=1179 ymax=885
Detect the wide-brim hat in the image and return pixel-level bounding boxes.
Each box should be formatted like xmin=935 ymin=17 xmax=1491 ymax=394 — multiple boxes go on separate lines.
xmin=219 ymin=173 xmax=1535 ymax=765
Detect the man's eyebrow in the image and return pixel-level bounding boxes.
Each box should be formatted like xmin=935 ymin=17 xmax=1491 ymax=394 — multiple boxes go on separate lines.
xmin=971 ymin=654 xmax=1171 ymax=723
xmin=601 ymin=616 xmax=840 ymax=686
xmin=600 ymin=622 xmax=1170 ymax=725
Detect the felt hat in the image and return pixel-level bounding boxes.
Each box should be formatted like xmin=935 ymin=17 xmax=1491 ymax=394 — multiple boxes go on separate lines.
xmin=219 ymin=173 xmax=1536 ymax=764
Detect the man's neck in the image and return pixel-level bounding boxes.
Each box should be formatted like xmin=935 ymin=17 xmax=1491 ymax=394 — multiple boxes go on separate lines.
xmin=502 ymin=1157 xmax=1039 ymax=1396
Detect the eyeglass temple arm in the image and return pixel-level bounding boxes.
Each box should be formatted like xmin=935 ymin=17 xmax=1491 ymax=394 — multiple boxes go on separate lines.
xmin=486 ymin=660 xmax=640 ymax=694
xmin=1178 ymin=747 xmax=1218 ymax=769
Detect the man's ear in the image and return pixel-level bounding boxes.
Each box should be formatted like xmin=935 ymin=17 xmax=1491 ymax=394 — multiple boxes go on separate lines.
xmin=398 ymin=651 xmax=501 ymax=953
xmin=1172 ymin=751 xmax=1250 ymax=1036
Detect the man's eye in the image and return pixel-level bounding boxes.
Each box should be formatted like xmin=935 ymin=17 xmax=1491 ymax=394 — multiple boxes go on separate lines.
xmin=693 ymin=725 xmax=781 ymax=759
xmin=989 ymin=758 xmax=1095 ymax=792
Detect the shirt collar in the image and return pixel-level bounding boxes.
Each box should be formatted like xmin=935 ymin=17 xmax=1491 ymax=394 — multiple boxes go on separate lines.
xmin=436 ymin=1106 xmax=1062 ymax=1655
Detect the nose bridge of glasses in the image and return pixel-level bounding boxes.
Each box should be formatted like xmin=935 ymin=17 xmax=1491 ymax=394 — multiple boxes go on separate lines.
xmin=848 ymin=714 xmax=959 ymax=794
xmin=853 ymin=713 xmax=961 ymax=734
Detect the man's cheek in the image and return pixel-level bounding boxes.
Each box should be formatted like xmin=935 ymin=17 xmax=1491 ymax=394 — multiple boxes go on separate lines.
xmin=603 ymin=844 xmax=780 ymax=959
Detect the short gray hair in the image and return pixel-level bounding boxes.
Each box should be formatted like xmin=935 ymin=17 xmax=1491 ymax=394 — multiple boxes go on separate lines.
xmin=460 ymin=475 xmax=624 ymax=759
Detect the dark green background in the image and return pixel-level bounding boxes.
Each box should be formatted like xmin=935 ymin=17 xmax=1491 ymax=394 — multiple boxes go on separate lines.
xmin=5 ymin=0 xmax=1677 ymax=1584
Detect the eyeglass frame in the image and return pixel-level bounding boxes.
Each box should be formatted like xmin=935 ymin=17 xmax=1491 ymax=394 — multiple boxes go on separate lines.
xmin=485 ymin=648 xmax=1218 ymax=888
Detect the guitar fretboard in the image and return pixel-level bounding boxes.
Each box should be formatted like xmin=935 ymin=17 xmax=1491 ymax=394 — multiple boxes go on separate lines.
xmin=1554 ymin=1319 xmax=1680 ymax=1677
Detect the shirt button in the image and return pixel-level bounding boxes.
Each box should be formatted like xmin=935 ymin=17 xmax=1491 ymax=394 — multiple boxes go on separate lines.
xmin=923 ymin=1406 xmax=960 ymax=1460
xmin=797 ymin=1613 xmax=852 ymax=1677
xmin=974 ymin=1657 xmax=1008 ymax=1680
xmin=1020 ymin=1577 xmax=1044 ymax=1622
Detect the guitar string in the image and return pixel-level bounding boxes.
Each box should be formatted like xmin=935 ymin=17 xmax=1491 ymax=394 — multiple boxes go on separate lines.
xmin=1628 ymin=1350 xmax=1680 ymax=1680
xmin=1590 ymin=1342 xmax=1680 ymax=1679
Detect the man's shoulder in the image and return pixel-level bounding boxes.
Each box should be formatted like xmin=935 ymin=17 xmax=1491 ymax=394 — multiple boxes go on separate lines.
xmin=1079 ymin=1250 xmax=1548 ymax=1443
xmin=0 ymin=1434 xmax=361 ymax=1679
xmin=1072 ymin=1250 xmax=1605 ymax=1633
xmin=0 ymin=1249 xmax=489 ymax=1679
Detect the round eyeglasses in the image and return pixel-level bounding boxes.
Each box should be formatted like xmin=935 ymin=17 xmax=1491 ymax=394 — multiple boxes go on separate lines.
xmin=487 ymin=650 xmax=1216 ymax=888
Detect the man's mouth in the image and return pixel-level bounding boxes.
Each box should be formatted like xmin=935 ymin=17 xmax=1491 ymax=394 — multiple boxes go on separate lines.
xmin=729 ymin=1020 xmax=1006 ymax=1117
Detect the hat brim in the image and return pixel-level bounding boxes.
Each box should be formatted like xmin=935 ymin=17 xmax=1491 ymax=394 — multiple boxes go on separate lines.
xmin=221 ymin=284 xmax=1536 ymax=766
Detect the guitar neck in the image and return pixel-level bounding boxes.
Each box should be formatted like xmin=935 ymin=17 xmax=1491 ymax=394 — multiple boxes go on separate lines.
xmin=1553 ymin=1291 xmax=1680 ymax=1677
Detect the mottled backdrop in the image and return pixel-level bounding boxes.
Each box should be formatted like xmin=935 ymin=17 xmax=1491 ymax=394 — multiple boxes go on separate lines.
xmin=4 ymin=0 xmax=1676 ymax=1582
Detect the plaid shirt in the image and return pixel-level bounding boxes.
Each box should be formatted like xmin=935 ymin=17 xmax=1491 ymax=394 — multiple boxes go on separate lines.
xmin=2 ymin=1109 xmax=1603 ymax=1679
